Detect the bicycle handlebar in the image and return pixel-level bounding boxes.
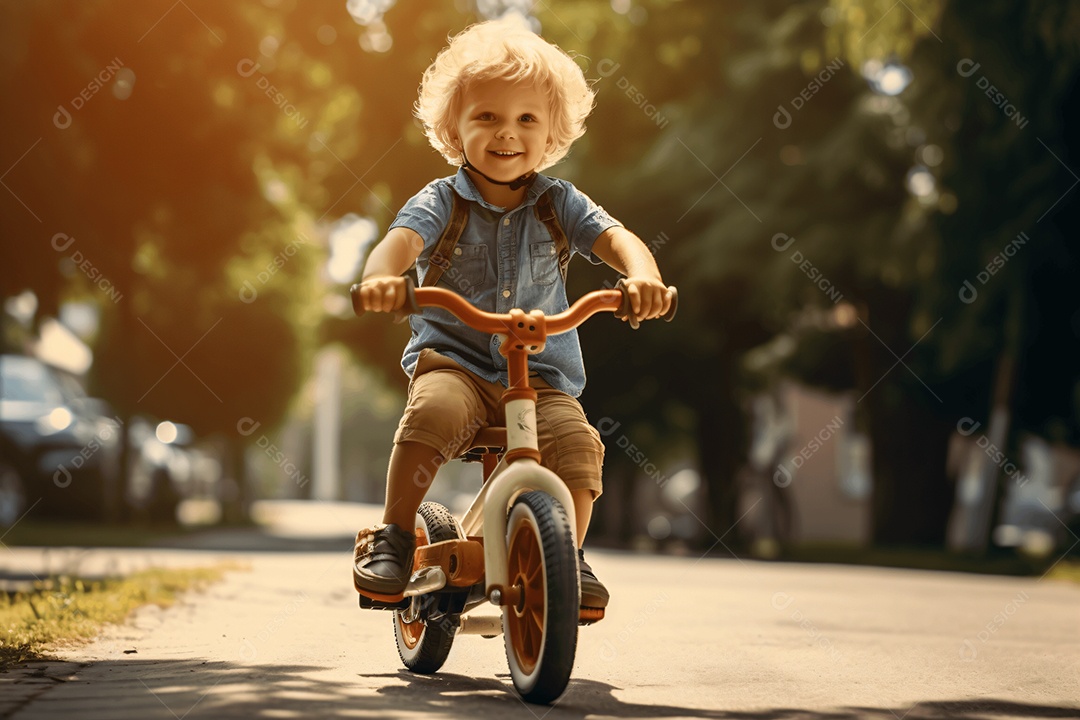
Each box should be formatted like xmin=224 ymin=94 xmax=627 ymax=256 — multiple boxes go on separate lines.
xmin=350 ymin=277 xmax=677 ymax=334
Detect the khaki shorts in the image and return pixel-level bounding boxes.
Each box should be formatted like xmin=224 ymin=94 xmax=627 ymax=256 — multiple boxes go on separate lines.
xmin=394 ymin=349 xmax=604 ymax=499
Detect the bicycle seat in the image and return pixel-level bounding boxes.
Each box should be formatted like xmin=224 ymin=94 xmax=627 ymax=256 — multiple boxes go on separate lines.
xmin=460 ymin=427 xmax=507 ymax=463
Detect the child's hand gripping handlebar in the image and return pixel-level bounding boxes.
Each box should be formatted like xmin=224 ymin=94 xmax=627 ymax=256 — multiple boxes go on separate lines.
xmin=350 ymin=277 xmax=678 ymax=335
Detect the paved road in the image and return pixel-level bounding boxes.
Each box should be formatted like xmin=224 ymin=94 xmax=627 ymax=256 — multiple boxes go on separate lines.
xmin=2 ymin=505 xmax=1078 ymax=719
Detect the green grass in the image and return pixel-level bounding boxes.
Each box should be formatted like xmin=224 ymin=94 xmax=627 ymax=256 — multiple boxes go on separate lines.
xmin=0 ymin=565 xmax=236 ymax=670
xmin=0 ymin=520 xmax=195 ymax=548
xmin=1044 ymin=559 xmax=1080 ymax=584
xmin=1 ymin=515 xmax=260 ymax=549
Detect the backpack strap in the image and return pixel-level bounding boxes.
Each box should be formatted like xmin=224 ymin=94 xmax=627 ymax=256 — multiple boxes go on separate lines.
xmin=534 ymin=191 xmax=571 ymax=282
xmin=423 ymin=189 xmax=571 ymax=288
xmin=422 ymin=191 xmax=470 ymax=288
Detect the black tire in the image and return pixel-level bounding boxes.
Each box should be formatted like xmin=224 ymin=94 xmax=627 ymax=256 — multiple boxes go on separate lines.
xmin=393 ymin=501 xmax=459 ymax=674
xmin=502 ymin=491 xmax=579 ymax=704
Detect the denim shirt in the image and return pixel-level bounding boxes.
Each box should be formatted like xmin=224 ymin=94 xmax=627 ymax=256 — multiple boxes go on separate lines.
xmin=389 ymin=168 xmax=622 ymax=397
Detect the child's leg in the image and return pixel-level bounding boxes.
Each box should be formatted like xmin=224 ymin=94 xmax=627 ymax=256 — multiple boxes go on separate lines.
xmin=532 ymin=387 xmax=608 ymax=608
xmin=532 ymin=387 xmax=604 ymax=543
xmin=389 ymin=349 xmax=488 ymax=523
xmin=569 ymin=488 xmax=593 ymax=548
xmin=532 ymin=390 xmax=604 ymax=523
xmin=382 ymin=440 xmax=443 ymax=528
xmin=354 ymin=350 xmax=487 ymax=595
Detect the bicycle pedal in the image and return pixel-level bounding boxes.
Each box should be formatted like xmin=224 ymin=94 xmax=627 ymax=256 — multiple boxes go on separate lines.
xmin=358 ymin=593 xmax=409 ymax=611
xmin=578 ymin=607 xmax=605 ymax=625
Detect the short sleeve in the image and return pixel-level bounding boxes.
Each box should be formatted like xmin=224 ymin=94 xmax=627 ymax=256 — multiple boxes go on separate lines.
xmin=551 ymin=180 xmax=623 ymax=265
xmin=388 ymin=179 xmax=454 ymax=256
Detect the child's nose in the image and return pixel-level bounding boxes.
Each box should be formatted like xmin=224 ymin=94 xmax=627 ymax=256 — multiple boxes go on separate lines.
xmin=494 ymin=122 xmax=515 ymax=139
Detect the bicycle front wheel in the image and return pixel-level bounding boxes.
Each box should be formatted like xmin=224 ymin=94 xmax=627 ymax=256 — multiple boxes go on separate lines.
xmin=502 ymin=491 xmax=579 ymax=704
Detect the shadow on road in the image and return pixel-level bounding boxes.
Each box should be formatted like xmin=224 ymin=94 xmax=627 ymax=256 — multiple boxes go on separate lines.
xmin=15 ymin=658 xmax=1080 ymax=720
xmin=372 ymin=669 xmax=1080 ymax=719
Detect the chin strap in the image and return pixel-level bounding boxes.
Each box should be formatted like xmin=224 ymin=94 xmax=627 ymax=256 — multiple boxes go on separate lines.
xmin=461 ymin=150 xmax=537 ymax=191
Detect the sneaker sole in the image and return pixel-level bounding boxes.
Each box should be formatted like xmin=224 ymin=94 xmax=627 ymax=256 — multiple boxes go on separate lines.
xmin=579 ymin=607 xmax=605 ymax=625
xmin=353 ymin=571 xmax=410 ymax=602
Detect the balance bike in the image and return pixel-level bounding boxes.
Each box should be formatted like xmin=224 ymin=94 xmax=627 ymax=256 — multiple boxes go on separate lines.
xmin=350 ymin=278 xmax=676 ymax=703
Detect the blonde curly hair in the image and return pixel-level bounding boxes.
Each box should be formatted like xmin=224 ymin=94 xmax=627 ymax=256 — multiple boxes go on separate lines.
xmin=415 ymin=15 xmax=595 ymax=172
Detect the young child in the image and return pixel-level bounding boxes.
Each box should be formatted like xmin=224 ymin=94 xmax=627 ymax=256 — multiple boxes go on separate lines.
xmin=352 ymin=15 xmax=671 ymax=610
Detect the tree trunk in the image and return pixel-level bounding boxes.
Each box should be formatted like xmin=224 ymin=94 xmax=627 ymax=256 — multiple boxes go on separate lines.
xmin=590 ymin=462 xmax=635 ymax=546
xmin=222 ymin=436 xmax=251 ymax=524
xmin=695 ymin=364 xmax=747 ymax=552
xmin=854 ymin=292 xmax=955 ymax=547
xmin=112 ymin=412 xmax=132 ymax=524
xmin=866 ymin=390 xmax=955 ymax=545
xmin=111 ymin=290 xmax=138 ymax=524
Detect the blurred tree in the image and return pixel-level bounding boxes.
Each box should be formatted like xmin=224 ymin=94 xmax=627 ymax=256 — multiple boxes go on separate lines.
xmin=564 ymin=0 xmax=1078 ymax=550
xmin=0 ymin=0 xmax=528 ymax=519
xmin=831 ymin=0 xmax=1080 ymax=548
xmin=6 ymin=0 xmax=1075 ymax=547
xmin=571 ymin=1 xmax=866 ymax=546
xmin=0 ymin=2 xmax=325 ymax=519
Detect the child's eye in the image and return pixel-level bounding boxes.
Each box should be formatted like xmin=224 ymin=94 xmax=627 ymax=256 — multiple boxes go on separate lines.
xmin=520 ymin=114 xmax=536 ymax=122
xmin=477 ymin=112 xmax=495 ymax=121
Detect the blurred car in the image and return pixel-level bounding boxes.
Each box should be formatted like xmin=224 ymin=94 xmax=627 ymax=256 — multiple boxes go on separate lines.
xmin=993 ymin=435 xmax=1080 ymax=556
xmin=0 ymin=354 xmax=120 ymax=524
xmin=125 ymin=417 xmax=222 ymax=524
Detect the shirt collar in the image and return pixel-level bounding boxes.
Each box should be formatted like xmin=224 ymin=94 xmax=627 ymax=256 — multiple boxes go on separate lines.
xmin=451 ymin=166 xmax=557 ymax=213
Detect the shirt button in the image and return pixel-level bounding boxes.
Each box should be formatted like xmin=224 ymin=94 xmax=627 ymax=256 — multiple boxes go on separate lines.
xmin=503 ymin=218 xmax=510 ymax=226
xmin=453 ymin=248 xmax=462 ymax=256
xmin=502 ymin=290 xmax=511 ymax=298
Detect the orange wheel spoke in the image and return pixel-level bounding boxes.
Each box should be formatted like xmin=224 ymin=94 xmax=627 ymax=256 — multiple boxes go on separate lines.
xmin=529 ymin=605 xmax=544 ymax=631
xmin=527 ymin=615 xmax=541 ymax=654
xmin=507 ymin=510 xmax=551 ymax=675
xmin=523 ymin=532 xmax=534 ymax=568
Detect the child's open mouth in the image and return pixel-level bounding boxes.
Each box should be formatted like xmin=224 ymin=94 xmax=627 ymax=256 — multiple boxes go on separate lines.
xmin=489 ymin=150 xmax=523 ymax=159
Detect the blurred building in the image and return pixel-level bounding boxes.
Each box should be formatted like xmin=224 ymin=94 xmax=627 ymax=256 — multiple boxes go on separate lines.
xmin=739 ymin=382 xmax=870 ymax=549
xmin=739 ymin=382 xmax=1080 ymax=555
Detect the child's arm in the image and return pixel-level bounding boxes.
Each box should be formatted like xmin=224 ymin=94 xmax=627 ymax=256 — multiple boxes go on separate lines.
xmin=591 ymin=227 xmax=673 ymax=321
xmin=356 ymin=228 xmax=424 ymax=312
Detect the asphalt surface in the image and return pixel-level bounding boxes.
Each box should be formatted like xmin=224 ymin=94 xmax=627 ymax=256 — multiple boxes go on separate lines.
xmin=1 ymin=502 xmax=1078 ymax=719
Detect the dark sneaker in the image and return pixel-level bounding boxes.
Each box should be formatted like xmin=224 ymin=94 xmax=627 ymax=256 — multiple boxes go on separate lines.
xmin=353 ymin=524 xmax=416 ymax=597
xmin=578 ymin=548 xmax=609 ymax=609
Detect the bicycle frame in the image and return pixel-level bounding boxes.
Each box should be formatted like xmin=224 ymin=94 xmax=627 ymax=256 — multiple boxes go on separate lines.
xmin=410 ymin=288 xmax=622 ymax=604
xmin=459 ymin=424 xmax=576 ymax=604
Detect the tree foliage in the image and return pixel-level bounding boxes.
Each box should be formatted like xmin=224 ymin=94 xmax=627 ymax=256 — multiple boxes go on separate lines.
xmin=3 ymin=0 xmax=1076 ymax=544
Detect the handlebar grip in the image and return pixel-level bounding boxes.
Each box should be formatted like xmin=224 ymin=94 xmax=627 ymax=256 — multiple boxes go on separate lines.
xmin=349 ymin=283 xmax=365 ymax=317
xmin=614 ymin=278 xmax=640 ymax=330
xmin=393 ymin=276 xmax=421 ymax=323
xmin=349 ymin=276 xmax=421 ymax=324
xmin=662 ymin=285 xmax=678 ymax=322
xmin=614 ymin=279 xmax=679 ymax=329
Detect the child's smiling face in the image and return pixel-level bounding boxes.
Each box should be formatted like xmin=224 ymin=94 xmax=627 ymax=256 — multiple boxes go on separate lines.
xmin=455 ymin=78 xmax=552 ymax=184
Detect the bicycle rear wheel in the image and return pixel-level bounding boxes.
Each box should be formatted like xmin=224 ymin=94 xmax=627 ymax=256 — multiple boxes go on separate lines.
xmin=394 ymin=502 xmax=459 ymax=673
